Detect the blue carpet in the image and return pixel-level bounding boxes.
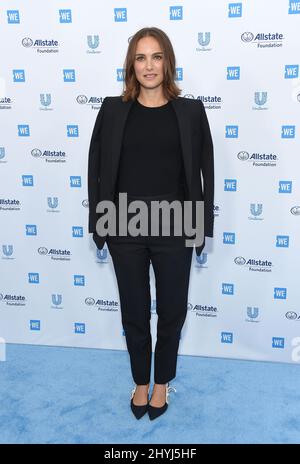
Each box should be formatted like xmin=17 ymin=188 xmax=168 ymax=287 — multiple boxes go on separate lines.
xmin=0 ymin=343 xmax=300 ymax=444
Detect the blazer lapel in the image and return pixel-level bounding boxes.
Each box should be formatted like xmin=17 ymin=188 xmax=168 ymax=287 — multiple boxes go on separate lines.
xmin=171 ymin=98 xmax=192 ymax=197
xmin=111 ymin=97 xmax=192 ymax=197
xmin=111 ymin=99 xmax=134 ymax=193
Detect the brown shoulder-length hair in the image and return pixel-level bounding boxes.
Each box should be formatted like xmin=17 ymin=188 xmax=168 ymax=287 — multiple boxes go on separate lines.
xmin=121 ymin=27 xmax=182 ymax=102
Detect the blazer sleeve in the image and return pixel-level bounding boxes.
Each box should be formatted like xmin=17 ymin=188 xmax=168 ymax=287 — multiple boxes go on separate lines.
xmin=87 ymin=97 xmax=108 ymax=233
xmin=199 ymin=100 xmax=214 ymax=238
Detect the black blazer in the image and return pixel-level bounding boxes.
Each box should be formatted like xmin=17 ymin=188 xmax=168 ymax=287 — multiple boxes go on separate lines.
xmin=87 ymin=96 xmax=214 ymax=256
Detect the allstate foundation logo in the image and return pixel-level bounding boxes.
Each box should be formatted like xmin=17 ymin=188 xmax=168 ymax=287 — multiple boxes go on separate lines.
xmin=40 ymin=93 xmax=53 ymax=111
xmin=84 ymin=297 xmax=119 ymax=312
xmin=253 ymin=91 xmax=268 ymax=110
xmin=87 ymin=35 xmax=100 ymax=53
xmin=285 ymin=311 xmax=300 ymax=321
xmin=0 ymin=198 xmax=21 ymax=211
xmin=238 ymin=150 xmax=277 ymax=167
xmin=0 ymin=293 xmax=26 ymax=306
xmin=193 ymin=304 xmax=218 ymax=318
xmin=196 ymin=32 xmax=212 ymax=51
xmin=249 ymin=203 xmax=263 ymax=220
xmin=246 ymin=306 xmax=260 ymax=323
xmin=77 ymin=95 xmax=88 ymax=104
xmin=241 ymin=31 xmax=284 ymax=48
xmin=21 ymin=37 xmax=59 ymax=53
xmin=2 ymin=244 xmax=14 ymax=260
xmin=38 ymin=247 xmax=71 ymax=261
xmin=234 ymin=256 xmax=273 ymax=272
xmin=76 ymin=95 xmax=104 ymax=109
xmin=237 ymin=151 xmax=249 ymax=161
xmin=22 ymin=37 xmax=33 ymax=47
xmin=82 ymin=199 xmax=89 ymax=208
xmin=197 ymin=95 xmax=222 ymax=109
xmin=31 ymin=148 xmax=66 ymax=163
xmin=291 ymin=206 xmax=300 ymax=215
xmin=51 ymin=293 xmax=63 ymax=309
xmin=0 ymin=96 xmax=12 ymax=110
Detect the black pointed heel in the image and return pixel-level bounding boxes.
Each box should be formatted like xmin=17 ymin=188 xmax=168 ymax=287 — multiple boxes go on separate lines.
xmin=148 ymin=383 xmax=176 ymax=421
xmin=130 ymin=384 xmax=150 ymax=420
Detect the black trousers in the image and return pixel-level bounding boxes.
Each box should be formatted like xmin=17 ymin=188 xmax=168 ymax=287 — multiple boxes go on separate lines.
xmin=106 ymin=190 xmax=194 ymax=384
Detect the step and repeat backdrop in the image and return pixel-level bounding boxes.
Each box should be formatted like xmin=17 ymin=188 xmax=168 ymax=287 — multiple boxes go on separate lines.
xmin=0 ymin=0 xmax=300 ymax=365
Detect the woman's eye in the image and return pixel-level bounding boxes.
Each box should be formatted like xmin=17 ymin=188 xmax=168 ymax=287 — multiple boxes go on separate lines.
xmin=136 ymin=56 xmax=162 ymax=61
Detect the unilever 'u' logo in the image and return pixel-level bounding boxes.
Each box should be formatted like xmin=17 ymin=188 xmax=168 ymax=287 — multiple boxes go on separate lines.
xmin=247 ymin=306 xmax=259 ymax=319
xmin=0 ymin=147 xmax=5 ymax=159
xmin=2 ymin=245 xmax=13 ymax=256
xmin=198 ymin=32 xmax=210 ymax=47
xmin=48 ymin=197 xmax=58 ymax=209
xmin=254 ymin=92 xmax=267 ymax=106
xmin=97 ymin=248 xmax=107 ymax=260
xmin=250 ymin=203 xmax=263 ymax=216
xmin=52 ymin=294 xmax=62 ymax=306
xmin=196 ymin=252 xmax=207 ymax=265
xmin=40 ymin=93 xmax=51 ymax=107
xmin=87 ymin=35 xmax=99 ymax=49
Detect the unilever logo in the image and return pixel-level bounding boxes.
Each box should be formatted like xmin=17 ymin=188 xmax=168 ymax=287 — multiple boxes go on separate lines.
xmin=87 ymin=35 xmax=99 ymax=49
xmin=2 ymin=245 xmax=13 ymax=258
xmin=198 ymin=32 xmax=210 ymax=47
xmin=40 ymin=93 xmax=51 ymax=108
xmin=96 ymin=247 xmax=108 ymax=261
xmin=247 ymin=306 xmax=259 ymax=320
xmin=196 ymin=32 xmax=212 ymax=51
xmin=47 ymin=197 xmax=58 ymax=209
xmin=254 ymin=91 xmax=267 ymax=107
xmin=250 ymin=203 xmax=263 ymax=217
xmin=52 ymin=294 xmax=62 ymax=306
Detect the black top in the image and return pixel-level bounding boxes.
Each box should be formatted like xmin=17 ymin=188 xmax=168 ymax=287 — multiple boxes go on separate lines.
xmin=115 ymin=99 xmax=185 ymax=196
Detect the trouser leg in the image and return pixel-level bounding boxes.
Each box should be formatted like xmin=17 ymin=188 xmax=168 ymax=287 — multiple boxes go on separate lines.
xmin=106 ymin=237 xmax=152 ymax=384
xmin=150 ymin=238 xmax=193 ymax=384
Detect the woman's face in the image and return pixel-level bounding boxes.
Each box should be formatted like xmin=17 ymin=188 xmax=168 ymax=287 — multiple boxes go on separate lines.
xmin=133 ymin=36 xmax=165 ymax=91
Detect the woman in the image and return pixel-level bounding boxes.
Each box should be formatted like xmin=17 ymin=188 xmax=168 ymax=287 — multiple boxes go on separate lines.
xmin=88 ymin=27 xmax=214 ymax=420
